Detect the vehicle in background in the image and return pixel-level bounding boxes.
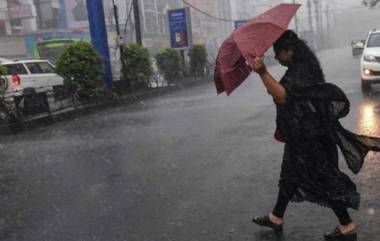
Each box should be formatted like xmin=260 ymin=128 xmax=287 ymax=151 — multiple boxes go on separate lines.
xmin=0 ymin=59 xmax=64 ymax=121
xmin=360 ymin=29 xmax=380 ymax=93
xmin=34 ymin=39 xmax=121 ymax=81
xmin=351 ymin=40 xmax=365 ymax=57
xmin=34 ymin=39 xmax=75 ymax=64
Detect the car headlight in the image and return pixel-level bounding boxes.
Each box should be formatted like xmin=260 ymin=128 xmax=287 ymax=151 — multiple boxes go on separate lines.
xmin=364 ymin=55 xmax=377 ymax=62
xmin=363 ymin=68 xmax=371 ymax=75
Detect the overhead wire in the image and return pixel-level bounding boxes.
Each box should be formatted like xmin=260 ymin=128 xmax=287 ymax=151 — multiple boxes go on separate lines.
xmin=123 ymin=0 xmax=134 ymax=34
xmin=182 ymin=0 xmax=236 ymax=22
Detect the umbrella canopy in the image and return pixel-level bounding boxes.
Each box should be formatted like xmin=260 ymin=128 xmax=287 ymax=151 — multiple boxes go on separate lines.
xmin=214 ymin=35 xmax=251 ymax=94
xmin=214 ymin=3 xmax=301 ymax=95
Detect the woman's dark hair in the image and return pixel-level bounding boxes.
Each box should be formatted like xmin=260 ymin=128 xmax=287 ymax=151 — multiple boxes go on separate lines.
xmin=273 ymin=30 xmax=325 ymax=83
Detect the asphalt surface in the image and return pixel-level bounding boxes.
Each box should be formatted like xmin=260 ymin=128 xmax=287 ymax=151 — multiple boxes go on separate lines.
xmin=1 ymin=46 xmax=380 ymax=241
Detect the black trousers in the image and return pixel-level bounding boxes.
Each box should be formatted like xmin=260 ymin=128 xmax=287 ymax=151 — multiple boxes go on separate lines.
xmin=272 ymin=189 xmax=352 ymax=225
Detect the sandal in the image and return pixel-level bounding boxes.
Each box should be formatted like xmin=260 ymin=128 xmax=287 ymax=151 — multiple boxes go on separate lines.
xmin=324 ymin=227 xmax=357 ymax=241
xmin=252 ymin=215 xmax=283 ymax=232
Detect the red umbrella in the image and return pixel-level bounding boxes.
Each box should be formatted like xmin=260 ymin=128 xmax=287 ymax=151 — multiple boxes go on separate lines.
xmin=214 ymin=35 xmax=252 ymax=94
xmin=214 ymin=3 xmax=301 ymax=95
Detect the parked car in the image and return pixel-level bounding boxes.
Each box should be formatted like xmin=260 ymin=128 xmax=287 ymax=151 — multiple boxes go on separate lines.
xmin=0 ymin=59 xmax=64 ymax=120
xmin=351 ymin=40 xmax=365 ymax=57
xmin=0 ymin=57 xmax=11 ymax=63
xmin=360 ymin=29 xmax=380 ymax=93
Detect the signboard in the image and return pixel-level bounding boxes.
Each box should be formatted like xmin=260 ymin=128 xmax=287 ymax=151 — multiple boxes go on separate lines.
xmin=234 ymin=20 xmax=248 ymax=29
xmin=8 ymin=4 xmax=34 ymax=19
xmin=64 ymin=0 xmax=89 ymax=28
xmin=167 ymin=8 xmax=192 ymax=49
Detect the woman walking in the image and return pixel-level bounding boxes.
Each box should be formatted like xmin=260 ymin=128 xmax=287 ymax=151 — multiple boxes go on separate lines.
xmin=250 ymin=30 xmax=380 ymax=240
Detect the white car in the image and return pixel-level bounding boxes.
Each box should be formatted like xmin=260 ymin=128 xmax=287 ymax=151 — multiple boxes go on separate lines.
xmin=360 ymin=29 xmax=380 ymax=93
xmin=0 ymin=59 xmax=64 ymax=117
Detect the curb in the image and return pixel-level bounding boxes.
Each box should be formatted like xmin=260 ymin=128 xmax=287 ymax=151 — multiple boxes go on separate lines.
xmin=0 ymin=79 xmax=212 ymax=135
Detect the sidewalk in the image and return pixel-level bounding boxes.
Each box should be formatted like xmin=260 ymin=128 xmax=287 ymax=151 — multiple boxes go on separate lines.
xmin=0 ymin=78 xmax=213 ymax=135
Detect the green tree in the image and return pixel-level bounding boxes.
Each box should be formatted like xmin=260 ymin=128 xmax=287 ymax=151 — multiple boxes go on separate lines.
xmin=121 ymin=43 xmax=153 ymax=90
xmin=188 ymin=44 xmax=208 ymax=77
xmin=55 ymin=41 xmax=104 ymax=91
xmin=155 ymin=48 xmax=183 ymax=84
xmin=0 ymin=64 xmax=4 ymax=95
xmin=362 ymin=0 xmax=380 ymax=7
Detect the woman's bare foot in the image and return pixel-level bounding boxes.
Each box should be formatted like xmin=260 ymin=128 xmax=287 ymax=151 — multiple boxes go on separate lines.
xmin=338 ymin=222 xmax=357 ymax=234
xmin=269 ymin=213 xmax=283 ymax=225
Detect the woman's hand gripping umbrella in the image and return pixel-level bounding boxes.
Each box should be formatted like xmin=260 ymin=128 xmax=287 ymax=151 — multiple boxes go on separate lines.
xmin=214 ymin=3 xmax=301 ymax=95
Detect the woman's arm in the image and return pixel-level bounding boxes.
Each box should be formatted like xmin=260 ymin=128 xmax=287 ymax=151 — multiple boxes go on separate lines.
xmin=250 ymin=57 xmax=287 ymax=104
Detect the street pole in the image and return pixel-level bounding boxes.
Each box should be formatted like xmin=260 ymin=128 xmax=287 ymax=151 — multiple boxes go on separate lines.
xmin=319 ymin=0 xmax=324 ymax=46
xmin=132 ymin=0 xmax=142 ymax=45
xmin=86 ymin=0 xmax=113 ymax=93
xmin=307 ymin=0 xmax=313 ymax=36
xmin=33 ymin=0 xmax=43 ymax=29
xmin=325 ymin=4 xmax=330 ymax=39
xmin=112 ymin=0 xmax=129 ymax=91
xmin=313 ymin=0 xmax=320 ymax=49
xmin=293 ymin=0 xmax=299 ymax=34
xmin=112 ymin=0 xmax=121 ymax=37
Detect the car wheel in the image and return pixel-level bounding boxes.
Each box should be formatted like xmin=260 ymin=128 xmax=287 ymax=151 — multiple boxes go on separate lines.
xmin=361 ymin=79 xmax=371 ymax=95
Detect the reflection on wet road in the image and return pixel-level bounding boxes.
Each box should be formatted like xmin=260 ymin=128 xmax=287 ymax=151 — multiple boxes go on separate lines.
xmin=2 ymin=47 xmax=380 ymax=241
xmin=357 ymin=101 xmax=380 ymax=136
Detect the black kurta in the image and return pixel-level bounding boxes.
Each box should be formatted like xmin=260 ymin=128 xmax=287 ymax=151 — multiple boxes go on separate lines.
xmin=275 ymin=62 xmax=380 ymax=210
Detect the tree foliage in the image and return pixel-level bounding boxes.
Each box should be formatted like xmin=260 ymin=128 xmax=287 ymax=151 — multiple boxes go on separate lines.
xmin=155 ymin=48 xmax=183 ymax=84
xmin=188 ymin=44 xmax=208 ymax=77
xmin=55 ymin=41 xmax=104 ymax=90
xmin=362 ymin=0 xmax=380 ymax=7
xmin=121 ymin=43 xmax=153 ymax=89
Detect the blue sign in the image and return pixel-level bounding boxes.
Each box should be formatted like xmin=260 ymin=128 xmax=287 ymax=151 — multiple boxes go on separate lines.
xmin=168 ymin=8 xmax=192 ymax=49
xmin=234 ymin=20 xmax=248 ymax=29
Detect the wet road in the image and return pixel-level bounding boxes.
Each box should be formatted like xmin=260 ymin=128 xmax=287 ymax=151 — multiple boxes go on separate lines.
xmin=1 ymin=47 xmax=380 ymax=241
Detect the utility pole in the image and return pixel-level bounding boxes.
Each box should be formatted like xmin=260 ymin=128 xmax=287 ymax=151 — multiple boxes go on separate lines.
xmin=313 ymin=0 xmax=320 ymax=49
xmin=112 ymin=0 xmax=129 ymax=91
xmin=307 ymin=0 xmax=315 ymax=49
xmin=112 ymin=0 xmax=121 ymax=41
xmin=293 ymin=0 xmax=299 ymax=34
xmin=132 ymin=0 xmax=142 ymax=45
xmin=307 ymin=0 xmax=313 ymax=35
xmin=325 ymin=4 xmax=330 ymax=39
xmin=33 ymin=0 xmax=43 ymax=29
xmin=319 ymin=0 xmax=324 ymax=45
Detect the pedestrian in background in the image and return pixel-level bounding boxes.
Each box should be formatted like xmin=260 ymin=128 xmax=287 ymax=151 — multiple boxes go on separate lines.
xmin=250 ymin=29 xmax=380 ymax=241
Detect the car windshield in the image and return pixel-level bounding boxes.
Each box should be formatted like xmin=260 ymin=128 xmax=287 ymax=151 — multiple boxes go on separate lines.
xmin=367 ymin=33 xmax=380 ymax=47
xmin=25 ymin=62 xmax=55 ymax=74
